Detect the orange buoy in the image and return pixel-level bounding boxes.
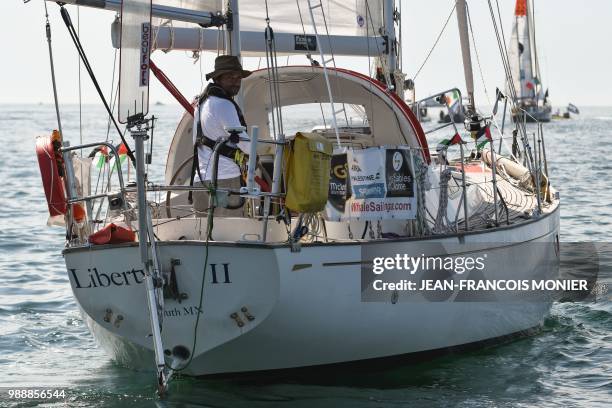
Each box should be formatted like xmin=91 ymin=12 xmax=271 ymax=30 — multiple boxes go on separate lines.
xmin=36 ymin=130 xmax=67 ymax=217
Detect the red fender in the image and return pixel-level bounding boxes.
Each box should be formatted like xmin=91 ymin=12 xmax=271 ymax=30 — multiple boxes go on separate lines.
xmin=88 ymin=223 xmax=136 ymax=245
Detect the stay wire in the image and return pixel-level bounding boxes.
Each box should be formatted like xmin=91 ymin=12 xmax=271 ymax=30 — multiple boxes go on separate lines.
xmin=412 ymin=2 xmax=456 ymax=82
xmin=169 ymin=209 xmax=213 ymax=374
xmin=77 ymin=6 xmax=82 ymax=151
xmin=465 ymin=2 xmax=491 ymax=107
xmin=295 ymin=0 xmax=327 ymax=127
xmin=317 ymin=0 xmax=349 ymax=126
xmin=58 ymin=4 xmax=136 ymax=166
xmin=42 ymin=0 xmax=63 ymax=139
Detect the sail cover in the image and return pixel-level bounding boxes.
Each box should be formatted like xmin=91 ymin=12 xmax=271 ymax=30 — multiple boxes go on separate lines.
xmin=507 ymin=0 xmax=535 ymax=101
xmin=150 ymin=0 xmax=383 ymax=35
xmin=148 ymin=0 xmax=384 ymax=54
xmin=239 ymin=0 xmax=383 ymax=37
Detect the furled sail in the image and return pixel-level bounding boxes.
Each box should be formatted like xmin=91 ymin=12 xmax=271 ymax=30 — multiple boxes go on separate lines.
xmin=145 ymin=0 xmax=385 ymax=56
xmin=239 ymin=0 xmax=383 ymax=37
xmin=507 ymin=0 xmax=535 ymax=101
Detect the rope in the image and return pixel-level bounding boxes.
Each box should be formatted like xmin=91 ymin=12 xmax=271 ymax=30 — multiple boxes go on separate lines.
xmin=316 ymin=0 xmax=350 ymax=126
xmin=415 ymin=158 xmax=430 ymax=236
xmin=42 ymin=0 xmax=63 ymax=139
xmin=169 ymin=208 xmax=213 ymax=373
xmin=433 ymin=168 xmax=452 ymax=233
xmin=306 ymin=0 xmax=341 ymax=147
xmin=412 ymin=2 xmax=456 ymax=81
xmin=465 ymin=2 xmax=491 ymax=107
xmin=77 ymin=6 xmax=82 ymax=150
xmin=58 ymin=4 xmax=136 ymax=166
xmin=263 ymin=1 xmax=284 ymax=142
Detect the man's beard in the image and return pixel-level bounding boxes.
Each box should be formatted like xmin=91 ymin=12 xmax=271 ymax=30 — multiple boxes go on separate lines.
xmin=226 ymin=86 xmax=240 ymax=96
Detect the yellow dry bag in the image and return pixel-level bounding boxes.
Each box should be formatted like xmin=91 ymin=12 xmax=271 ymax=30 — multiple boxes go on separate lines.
xmin=284 ymin=132 xmax=333 ymax=212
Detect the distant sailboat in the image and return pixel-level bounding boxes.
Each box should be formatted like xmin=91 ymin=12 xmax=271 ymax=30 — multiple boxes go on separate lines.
xmin=507 ymin=0 xmax=551 ymax=123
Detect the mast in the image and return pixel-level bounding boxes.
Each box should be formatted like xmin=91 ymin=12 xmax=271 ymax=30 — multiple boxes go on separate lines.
xmin=529 ymin=0 xmax=542 ymax=104
xmin=224 ymin=0 xmax=244 ymax=108
xmin=383 ymin=0 xmax=397 ymax=90
xmin=455 ymin=0 xmax=475 ymax=112
xmin=524 ymin=0 xmax=535 ymax=100
xmin=224 ymin=0 xmax=241 ymax=58
xmin=514 ymin=14 xmax=522 ymax=100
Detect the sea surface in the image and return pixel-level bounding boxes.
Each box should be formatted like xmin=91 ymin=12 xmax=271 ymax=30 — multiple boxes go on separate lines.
xmin=0 ymin=104 xmax=610 ymax=407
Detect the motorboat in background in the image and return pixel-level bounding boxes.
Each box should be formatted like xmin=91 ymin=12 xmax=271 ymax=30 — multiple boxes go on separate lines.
xmin=552 ymin=103 xmax=580 ymax=120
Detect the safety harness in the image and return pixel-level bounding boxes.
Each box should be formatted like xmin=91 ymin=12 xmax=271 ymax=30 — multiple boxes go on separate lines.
xmin=189 ymin=84 xmax=248 ymax=203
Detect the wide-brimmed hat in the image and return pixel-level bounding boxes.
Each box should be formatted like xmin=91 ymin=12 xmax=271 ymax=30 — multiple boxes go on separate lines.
xmin=205 ymin=55 xmax=252 ymax=81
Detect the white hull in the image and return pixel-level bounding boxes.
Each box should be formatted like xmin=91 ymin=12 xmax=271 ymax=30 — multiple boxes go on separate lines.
xmin=65 ymin=205 xmax=559 ymax=376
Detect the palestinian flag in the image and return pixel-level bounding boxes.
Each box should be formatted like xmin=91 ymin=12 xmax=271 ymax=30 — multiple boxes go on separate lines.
xmin=436 ymin=133 xmax=464 ymax=154
xmin=475 ymin=126 xmax=492 ymax=150
xmin=93 ymin=146 xmax=109 ymax=169
xmin=109 ymin=143 xmax=128 ymax=171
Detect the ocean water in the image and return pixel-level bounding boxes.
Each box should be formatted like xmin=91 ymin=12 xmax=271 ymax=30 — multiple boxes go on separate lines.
xmin=0 ymin=104 xmax=610 ymax=407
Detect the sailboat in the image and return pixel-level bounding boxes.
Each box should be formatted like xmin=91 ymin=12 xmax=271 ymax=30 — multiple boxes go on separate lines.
xmin=507 ymin=0 xmax=551 ymax=123
xmin=33 ymin=0 xmax=559 ymax=394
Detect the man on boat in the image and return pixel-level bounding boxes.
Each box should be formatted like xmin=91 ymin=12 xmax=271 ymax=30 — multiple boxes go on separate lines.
xmin=191 ymin=55 xmax=251 ymax=217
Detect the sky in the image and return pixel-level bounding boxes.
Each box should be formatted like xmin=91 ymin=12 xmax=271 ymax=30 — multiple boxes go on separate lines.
xmin=1 ymin=0 xmax=611 ymax=107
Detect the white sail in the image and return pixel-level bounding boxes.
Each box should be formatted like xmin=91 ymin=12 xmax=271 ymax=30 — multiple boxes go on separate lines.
xmin=239 ymin=0 xmax=383 ymax=37
xmin=507 ymin=0 xmax=536 ymax=101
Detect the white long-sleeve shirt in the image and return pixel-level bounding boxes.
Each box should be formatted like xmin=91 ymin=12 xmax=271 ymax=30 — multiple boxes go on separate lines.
xmin=192 ymin=95 xmax=250 ymax=180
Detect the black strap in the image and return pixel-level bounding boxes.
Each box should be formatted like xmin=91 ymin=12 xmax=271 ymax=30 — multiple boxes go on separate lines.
xmin=188 ymin=84 xmax=248 ymax=203
xmin=195 ymin=83 xmax=246 ymax=161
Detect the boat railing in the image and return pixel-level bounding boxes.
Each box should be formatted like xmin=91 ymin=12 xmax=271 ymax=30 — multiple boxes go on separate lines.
xmin=60 ymin=123 xmax=551 ymax=246
xmin=412 ymin=88 xmax=464 ymax=134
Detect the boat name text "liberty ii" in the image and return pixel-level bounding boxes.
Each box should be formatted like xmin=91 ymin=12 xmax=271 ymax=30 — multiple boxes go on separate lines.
xmin=69 ymin=264 xmax=232 ymax=289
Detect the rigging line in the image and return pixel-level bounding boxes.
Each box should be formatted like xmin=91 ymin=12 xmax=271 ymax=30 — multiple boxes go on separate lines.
xmin=487 ymin=0 xmax=515 ymax=103
xmin=296 ymin=0 xmax=327 ymax=127
xmin=316 ymin=0 xmax=349 ymax=126
xmin=365 ymin=0 xmax=391 ymax=86
xmin=529 ymin=0 xmax=541 ymax=91
xmin=465 ymin=2 xmax=491 ymax=107
xmin=488 ymin=0 xmax=534 ymax=173
xmin=271 ymin=30 xmax=285 ymax=135
xmin=42 ymin=0 xmax=63 ymax=139
xmin=412 ymin=2 xmax=456 ymax=81
xmin=494 ymin=0 xmax=514 ymax=99
xmin=58 ymin=5 xmax=136 ymax=166
xmin=77 ymin=6 xmax=82 ymax=152
xmin=104 ymin=30 xmax=119 ymax=141
xmin=398 ymin=0 xmax=402 ymax=71
xmin=295 ymin=0 xmax=314 ymax=64
xmin=263 ymin=1 xmax=280 ymax=141
xmin=307 ymin=0 xmax=340 ymax=146
xmin=319 ymin=0 xmax=350 ymax=126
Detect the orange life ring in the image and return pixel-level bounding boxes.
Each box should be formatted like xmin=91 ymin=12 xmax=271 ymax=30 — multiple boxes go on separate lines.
xmin=36 ymin=130 xmax=68 ymax=217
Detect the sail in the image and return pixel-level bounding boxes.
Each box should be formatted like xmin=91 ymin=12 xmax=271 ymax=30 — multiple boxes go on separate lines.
xmin=507 ymin=0 xmax=535 ymax=101
xmin=141 ymin=0 xmax=386 ymax=56
xmin=151 ymin=0 xmax=222 ymax=27
xmin=150 ymin=0 xmax=383 ymax=36
xmin=239 ymin=0 xmax=383 ymax=37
